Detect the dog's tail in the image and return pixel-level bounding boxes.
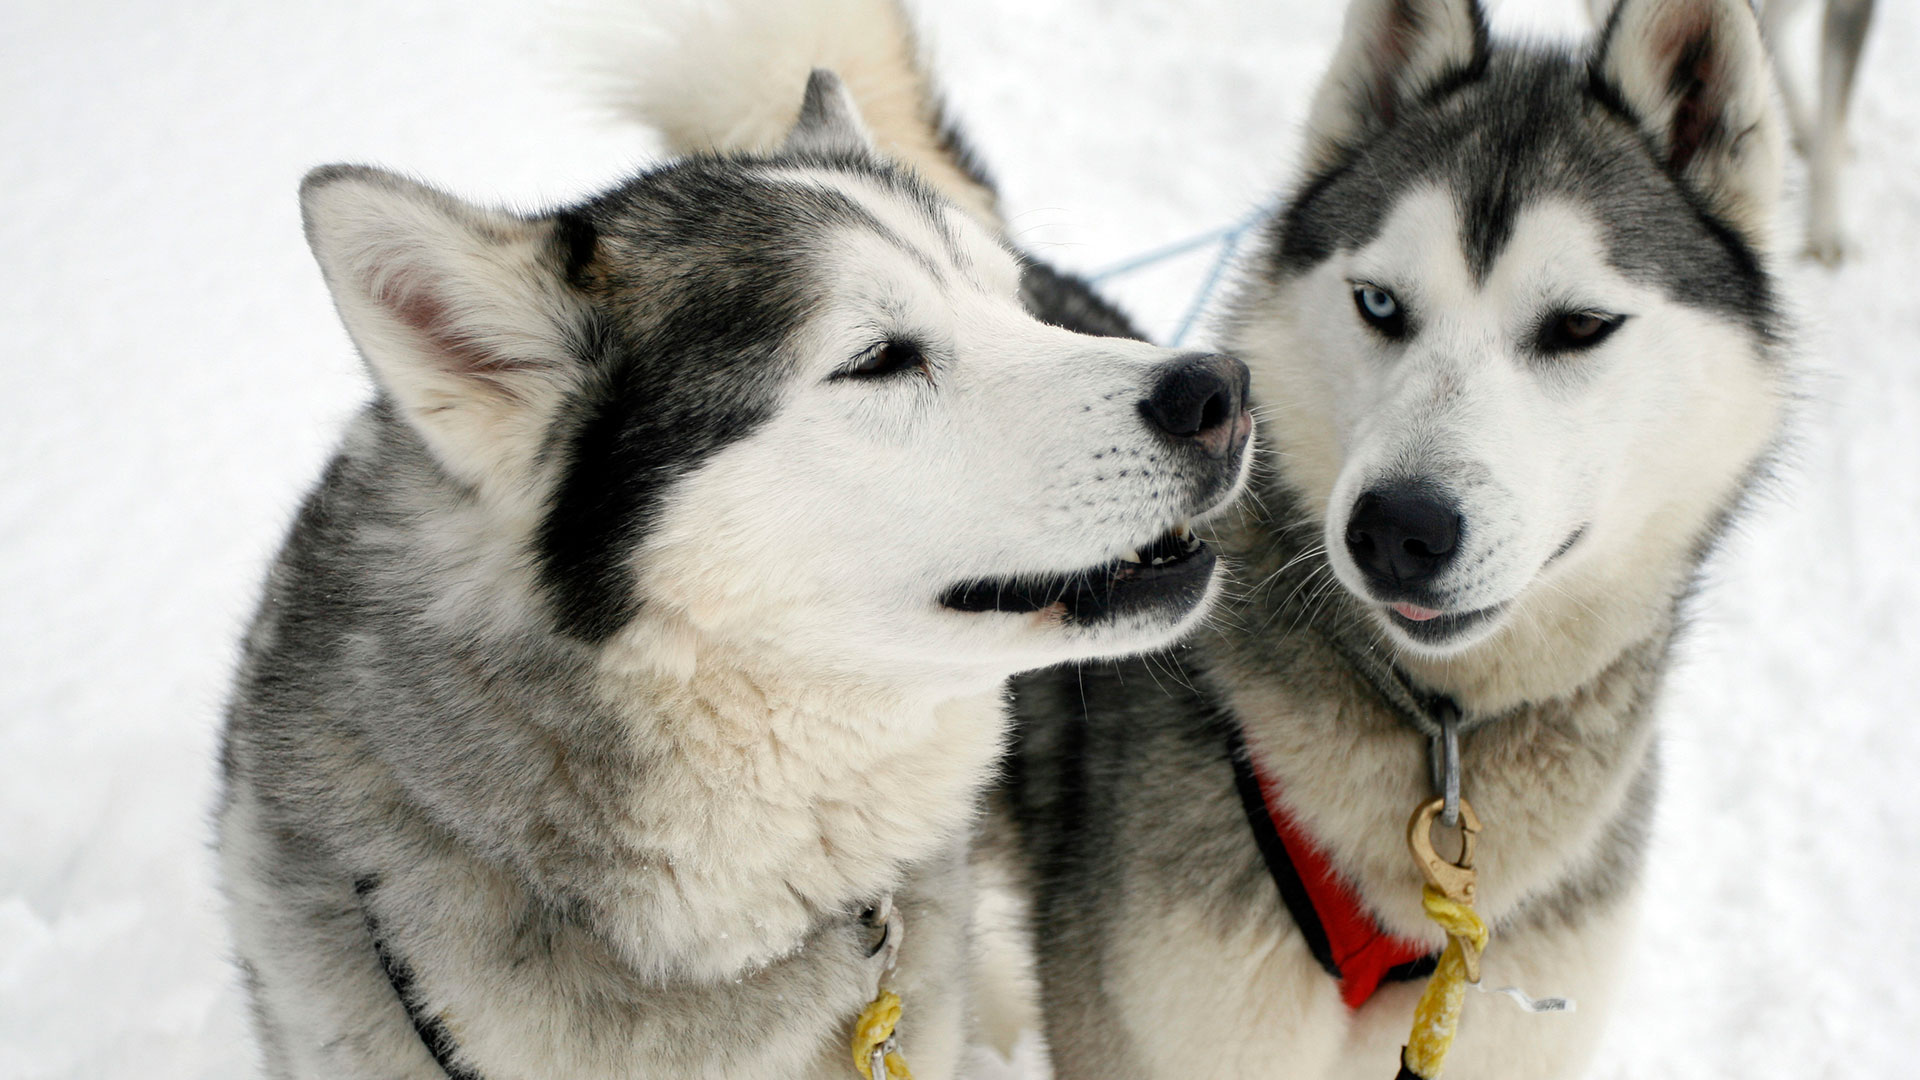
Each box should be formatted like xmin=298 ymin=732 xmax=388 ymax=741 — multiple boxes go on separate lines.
xmin=572 ymin=0 xmax=1001 ymax=229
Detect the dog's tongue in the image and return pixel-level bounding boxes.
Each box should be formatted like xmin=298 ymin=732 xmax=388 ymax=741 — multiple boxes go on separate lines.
xmin=1392 ymin=602 xmax=1443 ymax=622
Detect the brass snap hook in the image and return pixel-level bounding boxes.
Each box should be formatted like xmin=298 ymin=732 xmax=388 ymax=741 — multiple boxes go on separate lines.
xmin=1407 ymin=796 xmax=1481 ymax=905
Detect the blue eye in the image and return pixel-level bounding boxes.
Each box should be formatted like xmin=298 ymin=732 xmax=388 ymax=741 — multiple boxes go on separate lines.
xmin=1353 ymin=285 xmax=1407 ymax=338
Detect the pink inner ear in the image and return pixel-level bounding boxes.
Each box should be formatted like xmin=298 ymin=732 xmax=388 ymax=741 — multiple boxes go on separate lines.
xmin=374 ymin=270 xmax=538 ymax=380
xmin=1652 ymin=17 xmax=1725 ymax=175
xmin=1367 ymin=7 xmax=1424 ymax=128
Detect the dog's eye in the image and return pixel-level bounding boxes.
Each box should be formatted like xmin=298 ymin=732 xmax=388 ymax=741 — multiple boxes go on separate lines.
xmin=1538 ymin=311 xmax=1625 ymax=354
xmin=834 ymin=339 xmax=928 ymax=381
xmin=1353 ymin=285 xmax=1406 ymax=339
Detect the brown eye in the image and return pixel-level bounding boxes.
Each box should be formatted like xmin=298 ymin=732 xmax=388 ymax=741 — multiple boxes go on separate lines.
xmin=1564 ymin=312 xmax=1605 ymax=339
xmin=1537 ymin=310 xmax=1624 ymax=354
xmin=834 ymin=339 xmax=928 ymax=381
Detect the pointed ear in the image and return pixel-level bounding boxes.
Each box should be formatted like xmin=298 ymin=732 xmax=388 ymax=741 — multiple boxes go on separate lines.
xmin=300 ymin=166 xmax=588 ymax=494
xmin=781 ymin=69 xmax=877 ymax=158
xmin=1303 ymin=0 xmax=1489 ymax=171
xmin=1592 ymin=0 xmax=1784 ymax=242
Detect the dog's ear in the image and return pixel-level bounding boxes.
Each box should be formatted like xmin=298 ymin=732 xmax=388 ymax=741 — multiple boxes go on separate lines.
xmin=1302 ymin=0 xmax=1489 ymax=172
xmin=781 ymin=69 xmax=877 ymax=158
xmin=1592 ymin=0 xmax=1784 ymax=242
xmin=300 ymin=166 xmax=587 ymax=495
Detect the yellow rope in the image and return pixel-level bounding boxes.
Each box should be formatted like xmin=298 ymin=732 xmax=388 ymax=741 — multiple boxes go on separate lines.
xmin=851 ymin=989 xmax=914 ymax=1080
xmin=1401 ymin=885 xmax=1491 ymax=1079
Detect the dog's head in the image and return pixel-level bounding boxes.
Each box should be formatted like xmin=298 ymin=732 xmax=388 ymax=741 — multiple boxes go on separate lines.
xmin=301 ymin=73 xmax=1251 ymax=689
xmin=1236 ymin=0 xmax=1788 ymax=660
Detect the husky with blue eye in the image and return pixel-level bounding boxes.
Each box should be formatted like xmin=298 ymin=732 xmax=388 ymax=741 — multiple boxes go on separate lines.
xmin=215 ymin=44 xmax=1254 ymax=1080
xmin=996 ymin=0 xmax=1795 ymax=1076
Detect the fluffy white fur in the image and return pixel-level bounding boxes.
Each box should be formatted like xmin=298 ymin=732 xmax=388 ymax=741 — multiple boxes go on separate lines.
xmin=571 ymin=0 xmax=1001 ymax=227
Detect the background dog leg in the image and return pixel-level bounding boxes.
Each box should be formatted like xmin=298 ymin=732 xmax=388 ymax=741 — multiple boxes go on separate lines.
xmin=1807 ymin=0 xmax=1876 ymax=264
xmin=1762 ymin=0 xmax=1818 ymax=153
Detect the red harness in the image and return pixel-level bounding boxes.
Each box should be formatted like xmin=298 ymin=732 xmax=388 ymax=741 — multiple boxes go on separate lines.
xmin=1226 ymin=728 xmax=1437 ymax=1010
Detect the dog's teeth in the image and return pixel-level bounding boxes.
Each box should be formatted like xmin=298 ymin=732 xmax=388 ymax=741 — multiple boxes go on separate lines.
xmin=1174 ymin=522 xmax=1193 ymax=540
xmin=1152 ymin=556 xmax=1169 ymax=566
xmin=1120 ymin=548 xmax=1143 ymax=564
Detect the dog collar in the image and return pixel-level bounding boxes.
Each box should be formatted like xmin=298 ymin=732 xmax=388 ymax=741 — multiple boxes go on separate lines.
xmin=1225 ymin=727 xmax=1437 ymax=1010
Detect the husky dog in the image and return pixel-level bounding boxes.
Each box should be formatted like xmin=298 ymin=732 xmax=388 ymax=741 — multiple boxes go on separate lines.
xmin=999 ymin=0 xmax=1785 ymax=1076
xmin=1594 ymin=0 xmax=1875 ymax=264
xmin=215 ymin=44 xmax=1254 ymax=1080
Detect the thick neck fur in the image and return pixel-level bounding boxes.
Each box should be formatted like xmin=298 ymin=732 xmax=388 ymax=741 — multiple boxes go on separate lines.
xmin=327 ymin=408 xmax=1005 ymax=980
xmin=590 ymin=614 xmax=1007 ymax=973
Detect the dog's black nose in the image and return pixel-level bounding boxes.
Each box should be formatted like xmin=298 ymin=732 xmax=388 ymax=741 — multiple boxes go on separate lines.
xmin=1346 ymin=483 xmax=1461 ymax=588
xmin=1140 ymin=353 xmax=1251 ymax=459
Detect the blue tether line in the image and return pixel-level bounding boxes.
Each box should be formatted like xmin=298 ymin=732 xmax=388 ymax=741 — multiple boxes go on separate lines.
xmin=1085 ymin=202 xmax=1273 ymax=347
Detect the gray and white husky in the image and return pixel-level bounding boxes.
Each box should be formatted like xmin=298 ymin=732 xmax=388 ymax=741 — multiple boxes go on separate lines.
xmin=991 ymin=0 xmax=1796 ymax=1076
xmin=214 ymin=30 xmax=1253 ymax=1080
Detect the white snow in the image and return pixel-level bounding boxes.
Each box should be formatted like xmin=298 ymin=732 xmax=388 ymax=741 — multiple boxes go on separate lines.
xmin=1 ymin=1 xmax=1914 ymax=1077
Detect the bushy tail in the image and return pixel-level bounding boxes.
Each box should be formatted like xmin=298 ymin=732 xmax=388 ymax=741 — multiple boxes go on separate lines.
xmin=572 ymin=0 xmax=1001 ymax=228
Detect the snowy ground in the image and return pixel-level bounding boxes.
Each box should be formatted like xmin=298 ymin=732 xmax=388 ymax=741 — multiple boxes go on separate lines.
xmin=2 ymin=0 xmax=1915 ymax=1076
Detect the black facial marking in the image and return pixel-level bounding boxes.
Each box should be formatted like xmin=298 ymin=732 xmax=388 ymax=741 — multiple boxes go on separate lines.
xmin=535 ymin=159 xmax=947 ymax=642
xmin=555 ymin=211 xmax=598 ymax=285
xmin=537 ymin=294 xmax=795 ymax=643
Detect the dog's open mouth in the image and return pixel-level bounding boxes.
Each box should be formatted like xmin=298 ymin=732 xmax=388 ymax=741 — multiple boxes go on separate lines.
xmin=940 ymin=522 xmax=1217 ymax=624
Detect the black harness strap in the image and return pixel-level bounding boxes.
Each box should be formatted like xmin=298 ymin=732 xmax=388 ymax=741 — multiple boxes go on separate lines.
xmin=1226 ymin=726 xmax=1438 ymax=993
xmin=1227 ymin=724 xmax=1340 ymax=980
xmin=353 ymin=877 xmax=482 ymax=1080
xmin=1217 ymin=620 xmax=1482 ymax=1004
